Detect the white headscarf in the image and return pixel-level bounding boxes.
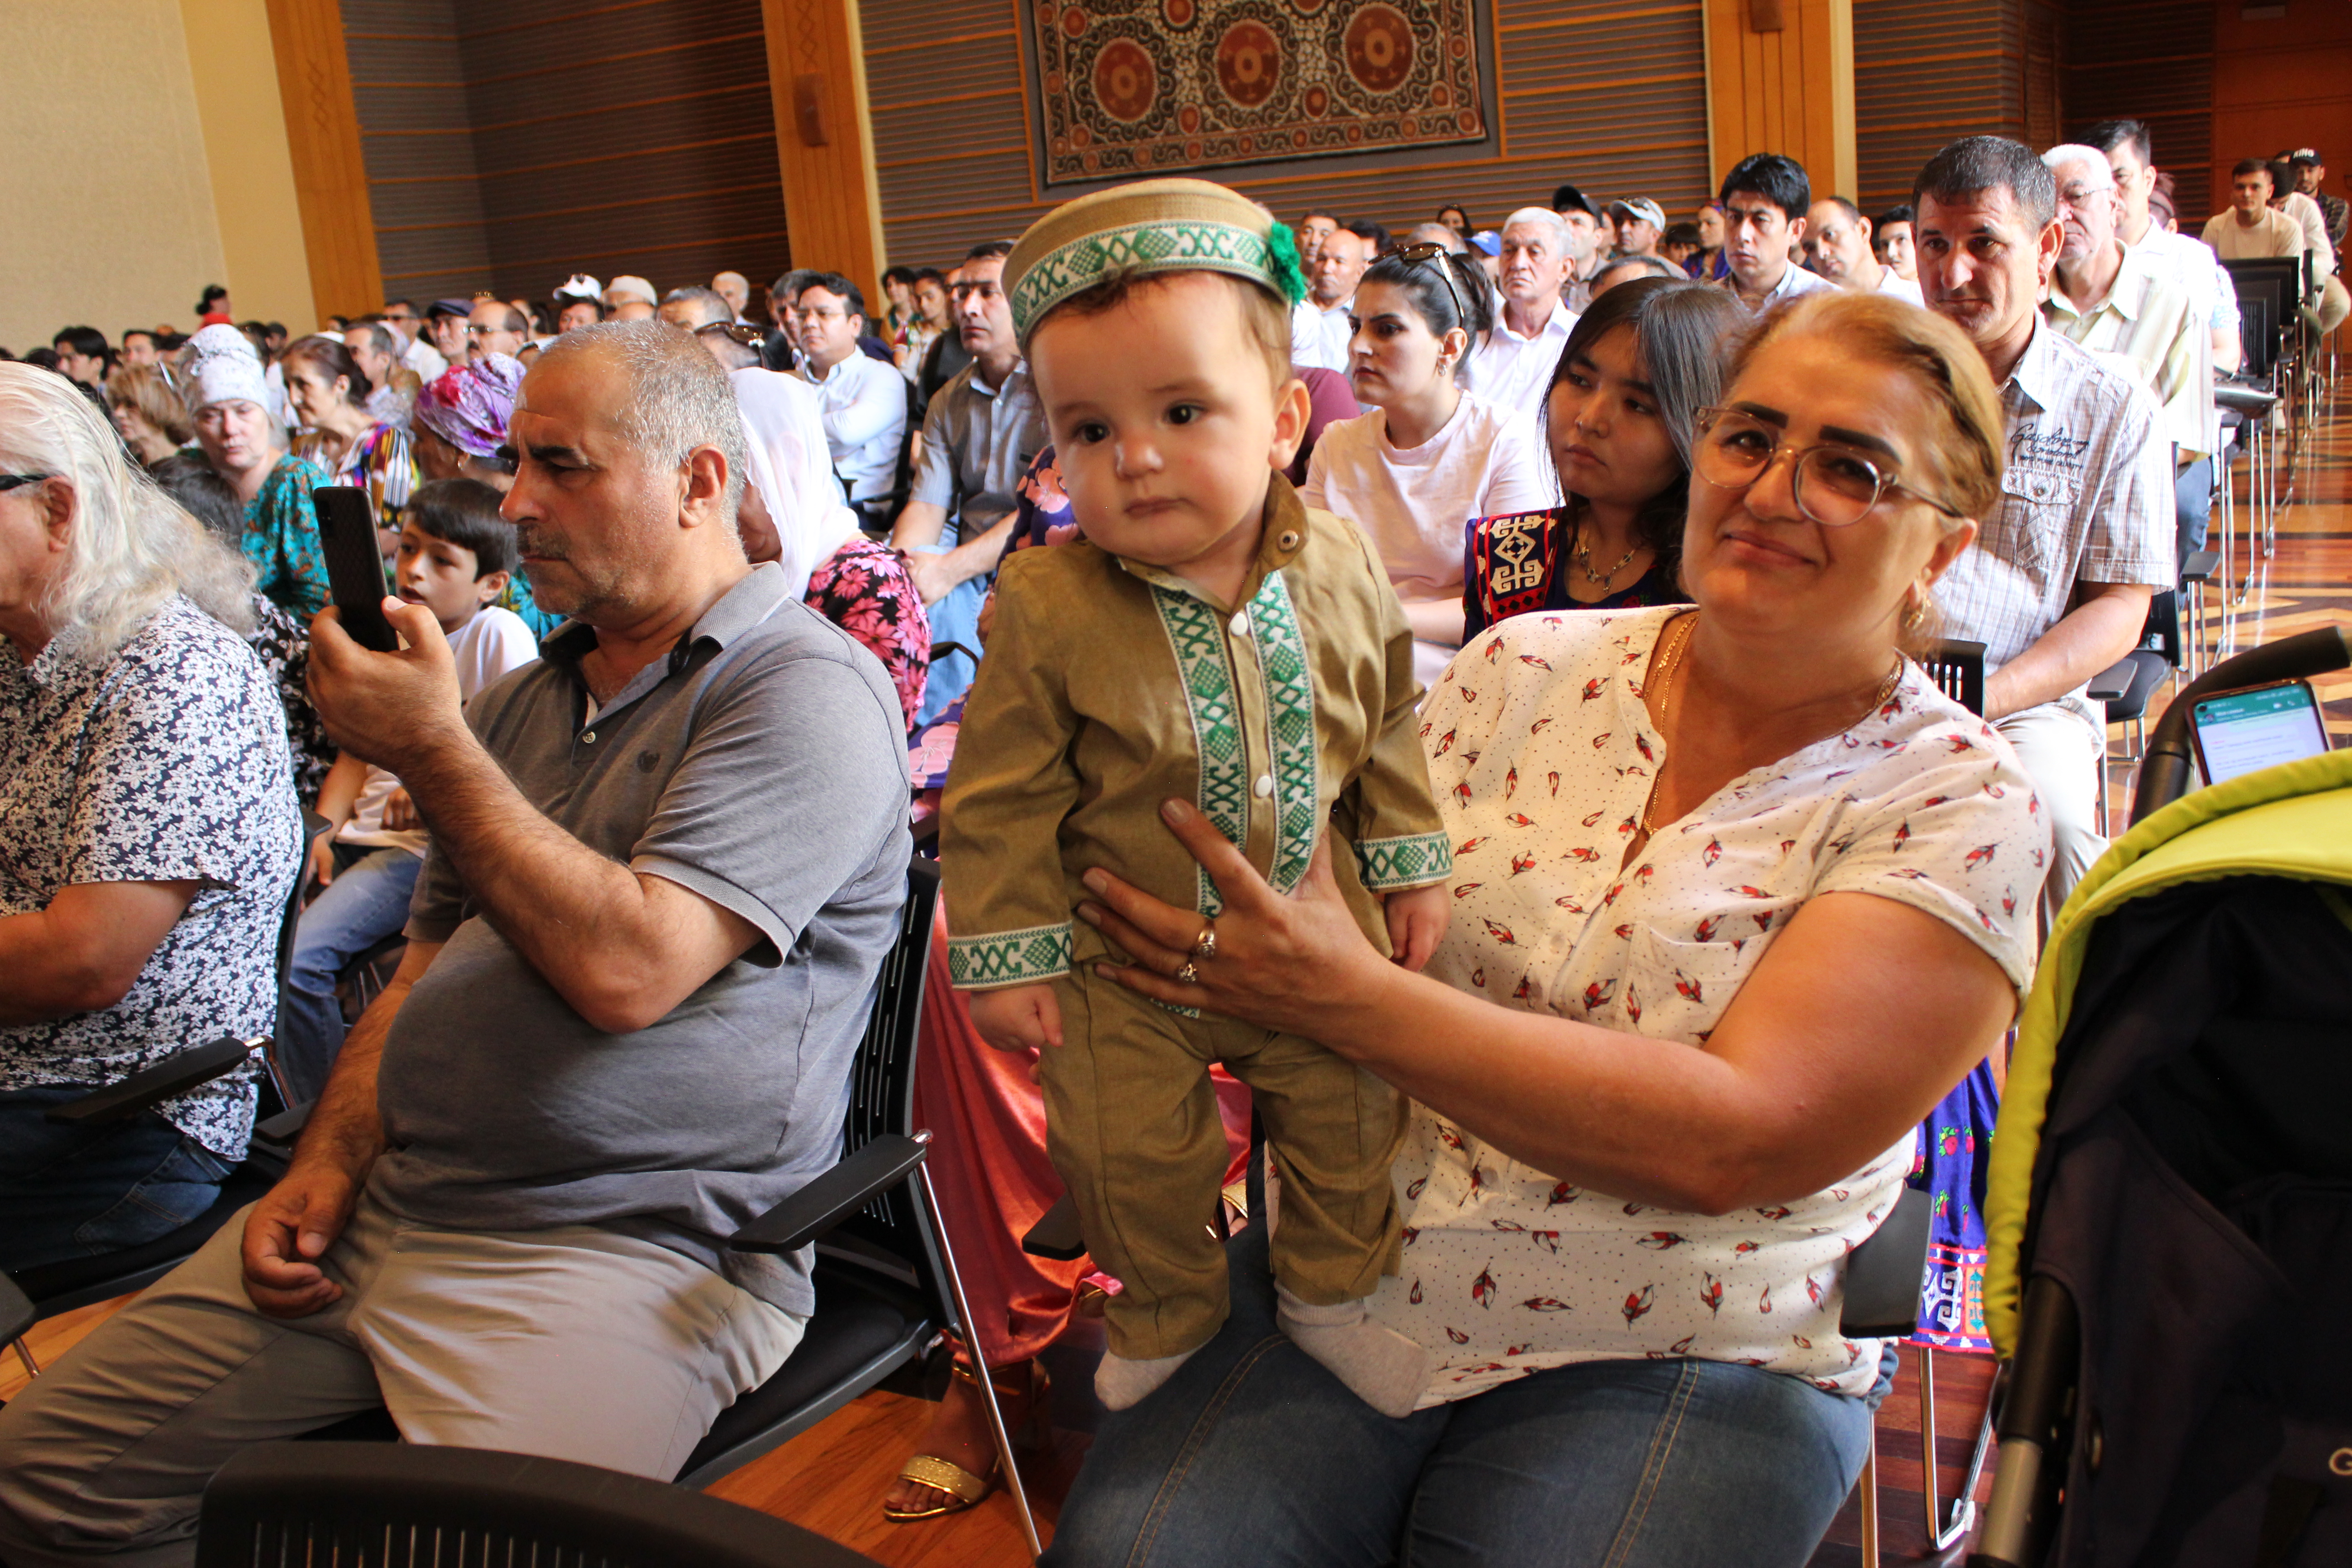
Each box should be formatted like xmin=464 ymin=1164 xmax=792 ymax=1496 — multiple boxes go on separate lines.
xmin=182 ymin=323 xmax=270 ymax=413
xmin=729 ymin=366 xmax=863 ymax=598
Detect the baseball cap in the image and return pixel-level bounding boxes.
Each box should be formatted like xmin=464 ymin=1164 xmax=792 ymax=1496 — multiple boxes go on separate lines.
xmin=603 ymin=275 xmax=657 ymax=309
xmin=1550 ymin=183 xmax=1601 ymax=221
xmin=425 ymin=298 xmax=472 ymax=321
xmin=553 ymin=273 xmax=603 ymax=304
xmin=1609 ymin=197 xmax=1667 ymax=230
xmin=2289 ymin=147 xmax=2324 ymax=167
xmin=1467 ymin=230 xmax=1502 ymax=256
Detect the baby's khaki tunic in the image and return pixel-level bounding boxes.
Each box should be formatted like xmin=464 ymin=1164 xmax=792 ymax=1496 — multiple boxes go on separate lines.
xmin=941 ymin=479 xmax=1452 ymax=1360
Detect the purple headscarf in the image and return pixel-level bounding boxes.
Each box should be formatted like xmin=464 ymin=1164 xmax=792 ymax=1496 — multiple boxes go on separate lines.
xmin=413 ymin=353 xmax=525 ymax=459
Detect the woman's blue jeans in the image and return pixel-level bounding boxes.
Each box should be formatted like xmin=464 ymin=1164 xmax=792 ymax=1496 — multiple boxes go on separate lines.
xmin=1046 ymin=1219 xmax=1891 ymax=1567
xmin=277 ymin=845 xmax=421 ymax=1106
xmin=0 ymin=1088 xmax=234 ymax=1273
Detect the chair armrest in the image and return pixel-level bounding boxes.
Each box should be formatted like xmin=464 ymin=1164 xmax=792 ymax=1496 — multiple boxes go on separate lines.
xmin=1020 ymin=1191 xmax=1088 ymax=1261
xmin=43 ymin=1036 xmax=257 ymax=1128
xmin=2180 ymin=550 xmax=2220 ymax=586
xmin=1839 ymin=1185 xmax=1932 ymax=1339
xmin=253 ymin=1100 xmax=313 ymax=1150
xmin=0 ymin=1270 xmax=33 ymax=1343
xmin=2085 ymin=657 xmax=2137 ymax=703
xmin=727 ymin=1133 xmax=930 ymax=1255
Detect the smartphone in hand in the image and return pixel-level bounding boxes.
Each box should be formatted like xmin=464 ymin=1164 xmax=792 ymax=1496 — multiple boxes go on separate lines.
xmin=312 ymin=486 xmax=399 ymax=653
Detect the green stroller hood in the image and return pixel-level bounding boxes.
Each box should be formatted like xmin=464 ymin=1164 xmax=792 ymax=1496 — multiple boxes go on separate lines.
xmin=1982 ymin=748 xmax=2352 ymax=1357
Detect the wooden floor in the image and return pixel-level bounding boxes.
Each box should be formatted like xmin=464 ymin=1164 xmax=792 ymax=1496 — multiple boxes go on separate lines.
xmin=10 ymin=394 xmax=2347 ymax=1566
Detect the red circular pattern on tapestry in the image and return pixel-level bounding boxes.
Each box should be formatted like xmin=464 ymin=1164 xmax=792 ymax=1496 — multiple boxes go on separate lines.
xmin=1161 ymin=0 xmax=1196 ymax=27
xmin=1093 ymin=39 xmax=1158 ymax=121
xmin=1343 ymin=5 xmax=1414 ymax=92
xmin=1061 ymin=6 xmax=1088 ymax=38
xmin=1214 ymin=20 xmax=1282 ymax=106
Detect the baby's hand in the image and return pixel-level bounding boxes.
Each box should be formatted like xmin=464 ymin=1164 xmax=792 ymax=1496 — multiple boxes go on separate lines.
xmin=967 ymin=983 xmax=1065 ymax=1054
xmin=1382 ymin=884 xmax=1451 ymax=972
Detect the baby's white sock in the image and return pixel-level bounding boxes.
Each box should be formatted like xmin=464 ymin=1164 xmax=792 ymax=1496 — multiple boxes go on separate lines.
xmin=1275 ymin=1285 xmax=1434 ymax=1419
xmin=1094 ymin=1346 xmax=1200 ymax=1411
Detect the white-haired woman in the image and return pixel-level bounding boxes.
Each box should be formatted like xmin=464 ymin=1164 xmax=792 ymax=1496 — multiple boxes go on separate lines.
xmin=182 ymin=323 xmax=333 ymax=617
xmin=0 ymin=363 xmax=305 ymax=1272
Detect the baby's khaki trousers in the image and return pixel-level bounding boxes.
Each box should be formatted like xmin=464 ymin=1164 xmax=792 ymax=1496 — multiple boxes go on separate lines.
xmin=1040 ymin=974 xmax=1406 ymax=1361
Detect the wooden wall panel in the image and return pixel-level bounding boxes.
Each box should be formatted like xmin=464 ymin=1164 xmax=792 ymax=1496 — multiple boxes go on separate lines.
xmin=2208 ymin=0 xmax=2341 ymax=224
xmin=761 ymin=0 xmax=888 ymax=309
xmin=2061 ymin=0 xmax=2211 ymax=219
xmin=1850 ymin=0 xmax=2053 ymax=217
xmin=266 ymin=0 xmax=385 ymax=318
xmin=860 ymin=0 xmax=1710 ymax=273
xmin=338 ymin=0 xmax=789 ymax=314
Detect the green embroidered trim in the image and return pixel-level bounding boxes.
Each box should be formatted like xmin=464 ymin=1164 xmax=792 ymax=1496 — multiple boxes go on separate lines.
xmin=1152 ymin=586 xmax=1247 ymax=917
xmin=946 ymin=923 xmax=1073 ymax=988
xmin=1012 ymin=220 xmax=1283 ymax=339
xmin=1356 ymin=832 xmax=1455 ymax=891
xmin=1246 ymin=571 xmax=1320 ymax=896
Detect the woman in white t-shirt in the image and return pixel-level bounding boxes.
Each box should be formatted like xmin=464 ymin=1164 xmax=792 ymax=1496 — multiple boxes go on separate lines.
xmin=279 ymin=479 xmax=540 ymax=1104
xmin=1303 ymin=247 xmax=1553 ymax=683
xmin=1053 ymin=292 xmax=2047 ymax=1565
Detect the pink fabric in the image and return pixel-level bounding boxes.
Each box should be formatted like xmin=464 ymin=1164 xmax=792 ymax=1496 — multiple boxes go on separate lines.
xmin=912 ymin=902 xmax=1252 ymax=1365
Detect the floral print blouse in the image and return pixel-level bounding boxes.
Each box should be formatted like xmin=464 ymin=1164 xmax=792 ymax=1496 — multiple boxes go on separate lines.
xmin=1365 ymin=605 xmax=2045 ymax=1406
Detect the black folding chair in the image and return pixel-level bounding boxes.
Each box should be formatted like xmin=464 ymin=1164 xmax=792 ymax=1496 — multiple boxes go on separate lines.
xmin=1922 ymin=638 xmax=1987 ymax=718
xmin=196 ymin=1442 xmax=879 ymax=1568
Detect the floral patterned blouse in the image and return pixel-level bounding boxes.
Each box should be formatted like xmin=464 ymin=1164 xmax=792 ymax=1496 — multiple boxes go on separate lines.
xmin=1365 ymin=605 xmax=2045 ymax=1405
xmin=244 ymin=453 xmax=333 ymax=618
xmin=0 ymin=598 xmax=305 ymax=1157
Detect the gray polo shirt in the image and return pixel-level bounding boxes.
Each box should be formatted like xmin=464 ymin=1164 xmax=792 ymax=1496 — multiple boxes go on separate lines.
xmin=376 ymin=564 xmax=911 ymax=1314
xmin=908 ymin=358 xmax=1047 ymax=549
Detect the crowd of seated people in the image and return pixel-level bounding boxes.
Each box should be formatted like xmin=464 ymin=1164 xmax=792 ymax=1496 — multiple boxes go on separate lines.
xmin=0 ymin=114 xmax=2323 ymax=1564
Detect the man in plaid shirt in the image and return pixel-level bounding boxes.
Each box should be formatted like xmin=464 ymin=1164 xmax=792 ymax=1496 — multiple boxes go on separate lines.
xmin=1913 ymin=136 xmax=2174 ymax=931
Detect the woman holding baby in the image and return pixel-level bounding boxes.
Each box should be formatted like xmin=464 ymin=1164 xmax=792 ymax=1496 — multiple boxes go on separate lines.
xmin=1044 ymin=288 xmax=2047 ymax=1565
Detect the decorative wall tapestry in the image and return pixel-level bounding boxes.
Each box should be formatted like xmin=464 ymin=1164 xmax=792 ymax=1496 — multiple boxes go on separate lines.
xmin=1031 ymin=0 xmax=1489 ymax=185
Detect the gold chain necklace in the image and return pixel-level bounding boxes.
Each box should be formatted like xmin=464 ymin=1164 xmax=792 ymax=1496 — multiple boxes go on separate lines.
xmin=1636 ymin=615 xmax=1905 ymax=838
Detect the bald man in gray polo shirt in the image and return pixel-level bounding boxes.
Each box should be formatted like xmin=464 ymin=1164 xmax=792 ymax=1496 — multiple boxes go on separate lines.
xmin=0 ymin=321 xmax=911 ymax=1564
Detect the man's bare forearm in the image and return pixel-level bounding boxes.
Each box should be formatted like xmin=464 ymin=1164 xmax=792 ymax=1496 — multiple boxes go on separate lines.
xmin=940 ymin=514 xmax=1017 ymax=591
xmin=392 ymin=725 xmax=703 ymax=1028
xmin=1984 ymin=583 xmax=2155 ymax=719
xmin=290 ymin=942 xmax=439 ymax=1179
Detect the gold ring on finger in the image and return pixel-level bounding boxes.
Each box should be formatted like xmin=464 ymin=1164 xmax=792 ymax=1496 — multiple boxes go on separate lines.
xmin=1175 ymin=960 xmax=1200 ymax=985
xmin=1191 ymin=925 xmax=1219 ymax=960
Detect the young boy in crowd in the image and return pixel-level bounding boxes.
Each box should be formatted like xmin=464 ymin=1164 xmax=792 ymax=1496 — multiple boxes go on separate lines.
xmin=941 ymin=179 xmax=1455 ymax=1416
xmin=278 ymin=477 xmax=539 ymax=1102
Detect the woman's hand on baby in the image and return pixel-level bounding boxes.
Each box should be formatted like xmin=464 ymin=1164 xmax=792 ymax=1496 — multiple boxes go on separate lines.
xmin=968 ymin=983 xmax=1064 ymax=1055
xmin=1075 ymin=799 xmax=1393 ymax=1039
xmin=1382 ymin=884 xmax=1450 ymax=972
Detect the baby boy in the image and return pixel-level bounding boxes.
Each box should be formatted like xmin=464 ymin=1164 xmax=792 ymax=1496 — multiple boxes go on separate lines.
xmin=941 ymin=179 xmax=1453 ymax=1416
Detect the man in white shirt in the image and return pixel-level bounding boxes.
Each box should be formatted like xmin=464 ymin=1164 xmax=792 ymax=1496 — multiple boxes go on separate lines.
xmin=2043 ymin=147 xmax=2204 ymax=460
xmin=1801 ymin=196 xmax=1924 ymax=303
xmin=793 ymin=272 xmax=908 ymax=514
xmin=2268 ymin=158 xmax=2351 ymax=333
xmin=1461 ymin=207 xmax=1578 ymax=420
xmin=1716 ymin=153 xmax=1838 ymax=311
xmin=1291 ymin=225 xmax=1368 ymax=372
xmin=2205 ymin=160 xmax=2314 ymax=263
xmin=1916 ymin=135 xmax=2174 ymax=929
xmin=380 ymin=299 xmax=447 ymax=384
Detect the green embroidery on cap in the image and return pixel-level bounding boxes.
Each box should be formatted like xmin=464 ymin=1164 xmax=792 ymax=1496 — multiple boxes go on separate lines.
xmin=1013 ymin=220 xmax=1285 ymax=339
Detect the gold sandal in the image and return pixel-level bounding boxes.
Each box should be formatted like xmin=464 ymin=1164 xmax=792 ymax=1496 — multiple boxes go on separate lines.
xmin=881 ymin=1358 xmax=1051 ymax=1522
